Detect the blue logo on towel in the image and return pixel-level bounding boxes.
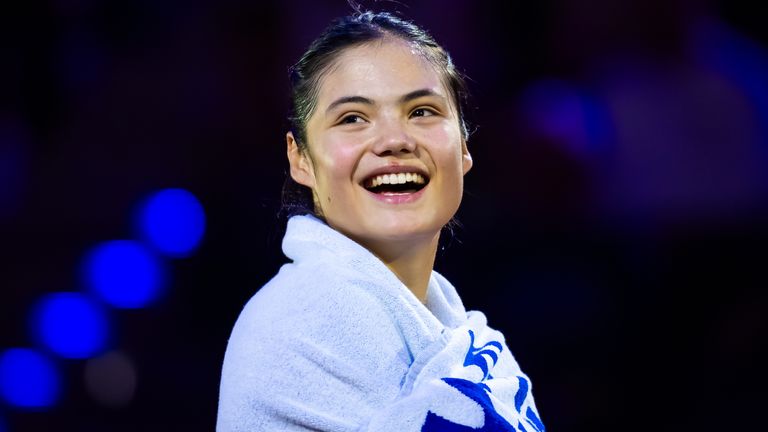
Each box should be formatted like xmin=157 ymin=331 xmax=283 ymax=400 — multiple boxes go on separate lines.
xmin=422 ymin=378 xmax=516 ymax=431
xmin=421 ymin=330 xmax=545 ymax=431
xmin=421 ymin=378 xmax=546 ymax=432
xmin=463 ymin=330 xmax=503 ymax=381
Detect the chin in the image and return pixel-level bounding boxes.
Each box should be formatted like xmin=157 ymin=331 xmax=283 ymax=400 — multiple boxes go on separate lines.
xmin=365 ymin=216 xmax=444 ymax=243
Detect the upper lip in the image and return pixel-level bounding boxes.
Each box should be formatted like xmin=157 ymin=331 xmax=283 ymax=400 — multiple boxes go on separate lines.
xmin=360 ymin=164 xmax=430 ymax=186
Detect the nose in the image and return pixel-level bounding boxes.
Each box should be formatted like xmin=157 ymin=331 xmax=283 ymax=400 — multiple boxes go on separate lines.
xmin=371 ymin=118 xmax=416 ymax=156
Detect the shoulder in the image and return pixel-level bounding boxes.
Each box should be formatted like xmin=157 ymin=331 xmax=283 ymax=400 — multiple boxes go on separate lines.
xmin=218 ymin=261 xmax=408 ymax=430
xmin=232 ymin=259 xmax=400 ymax=343
xmin=220 ymin=258 xmax=408 ymax=379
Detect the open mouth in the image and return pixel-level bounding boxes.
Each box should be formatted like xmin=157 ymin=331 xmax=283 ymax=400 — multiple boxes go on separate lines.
xmin=362 ymin=172 xmax=429 ymax=194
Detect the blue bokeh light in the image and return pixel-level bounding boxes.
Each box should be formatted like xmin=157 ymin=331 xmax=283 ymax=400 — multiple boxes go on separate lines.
xmin=84 ymin=240 xmax=165 ymax=309
xmin=137 ymin=188 xmax=206 ymax=257
xmin=0 ymin=348 xmax=61 ymax=409
xmin=31 ymin=293 xmax=109 ymax=359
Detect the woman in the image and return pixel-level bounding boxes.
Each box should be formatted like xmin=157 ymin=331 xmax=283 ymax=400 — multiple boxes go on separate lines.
xmin=217 ymin=10 xmax=545 ymax=432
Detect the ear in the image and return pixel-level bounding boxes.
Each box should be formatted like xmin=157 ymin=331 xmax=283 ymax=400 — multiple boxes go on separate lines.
xmin=286 ymin=131 xmax=316 ymax=188
xmin=461 ymin=139 xmax=473 ymax=175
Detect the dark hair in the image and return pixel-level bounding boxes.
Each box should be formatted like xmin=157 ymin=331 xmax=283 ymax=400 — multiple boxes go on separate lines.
xmin=281 ymin=10 xmax=471 ymax=218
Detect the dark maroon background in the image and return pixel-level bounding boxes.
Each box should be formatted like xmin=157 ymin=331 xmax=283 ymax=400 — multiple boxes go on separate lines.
xmin=2 ymin=0 xmax=767 ymax=430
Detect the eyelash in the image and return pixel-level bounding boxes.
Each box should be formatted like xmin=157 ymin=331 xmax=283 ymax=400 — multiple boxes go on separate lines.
xmin=410 ymin=107 xmax=438 ymax=117
xmin=336 ymin=107 xmax=439 ymax=125
xmin=340 ymin=114 xmax=364 ymax=124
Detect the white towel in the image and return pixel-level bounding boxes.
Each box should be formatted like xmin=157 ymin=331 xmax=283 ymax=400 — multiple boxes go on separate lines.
xmin=217 ymin=215 xmax=545 ymax=431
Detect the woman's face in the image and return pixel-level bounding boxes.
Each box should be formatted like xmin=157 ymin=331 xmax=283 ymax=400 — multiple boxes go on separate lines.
xmin=287 ymin=38 xmax=472 ymax=252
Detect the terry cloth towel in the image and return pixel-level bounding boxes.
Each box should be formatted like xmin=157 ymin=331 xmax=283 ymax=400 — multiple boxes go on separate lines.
xmin=217 ymin=215 xmax=545 ymax=432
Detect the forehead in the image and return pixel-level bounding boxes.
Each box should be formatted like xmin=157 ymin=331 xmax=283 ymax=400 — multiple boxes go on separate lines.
xmin=316 ymin=39 xmax=448 ymax=104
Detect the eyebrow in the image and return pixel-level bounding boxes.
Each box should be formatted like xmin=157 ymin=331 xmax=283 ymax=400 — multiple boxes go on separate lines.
xmin=399 ymin=88 xmax=443 ymax=104
xmin=324 ymin=89 xmax=445 ymax=114
xmin=326 ymin=96 xmax=374 ymax=113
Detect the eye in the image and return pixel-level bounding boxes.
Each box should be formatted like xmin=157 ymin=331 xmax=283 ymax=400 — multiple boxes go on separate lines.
xmin=339 ymin=114 xmax=365 ymax=124
xmin=410 ymin=107 xmax=437 ymax=118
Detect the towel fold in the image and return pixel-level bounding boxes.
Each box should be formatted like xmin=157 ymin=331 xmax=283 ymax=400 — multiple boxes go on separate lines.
xmin=217 ymin=215 xmax=544 ymax=431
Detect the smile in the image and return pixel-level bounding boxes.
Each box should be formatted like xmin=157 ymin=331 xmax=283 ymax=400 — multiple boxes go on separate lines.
xmin=361 ymin=171 xmax=429 ymax=204
xmin=363 ymin=172 xmax=428 ymax=193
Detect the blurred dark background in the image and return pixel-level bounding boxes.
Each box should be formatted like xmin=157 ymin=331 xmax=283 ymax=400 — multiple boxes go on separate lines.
xmin=2 ymin=0 xmax=767 ymax=430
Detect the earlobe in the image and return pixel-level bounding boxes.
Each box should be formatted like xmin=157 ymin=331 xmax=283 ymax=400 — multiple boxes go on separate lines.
xmin=286 ymin=132 xmax=315 ymax=188
xmin=461 ymin=141 xmax=473 ymax=175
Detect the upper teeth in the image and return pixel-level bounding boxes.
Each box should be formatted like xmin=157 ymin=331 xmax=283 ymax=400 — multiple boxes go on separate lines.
xmin=368 ymin=172 xmax=426 ymax=188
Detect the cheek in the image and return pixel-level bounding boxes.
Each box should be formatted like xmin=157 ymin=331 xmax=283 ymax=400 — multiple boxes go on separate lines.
xmin=421 ymin=126 xmax=465 ymax=173
xmin=312 ymin=137 xmax=361 ymax=190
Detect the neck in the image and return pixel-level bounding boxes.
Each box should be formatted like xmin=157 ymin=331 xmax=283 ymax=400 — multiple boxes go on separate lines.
xmin=366 ymin=234 xmax=439 ymax=303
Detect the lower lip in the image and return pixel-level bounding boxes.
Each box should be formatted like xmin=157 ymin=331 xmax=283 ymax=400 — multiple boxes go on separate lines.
xmin=365 ymin=185 xmax=427 ymax=204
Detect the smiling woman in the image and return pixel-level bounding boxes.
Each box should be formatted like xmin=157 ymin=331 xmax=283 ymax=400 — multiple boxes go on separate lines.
xmin=217 ymin=10 xmax=545 ymax=432
xmin=286 ymin=38 xmax=471 ymax=300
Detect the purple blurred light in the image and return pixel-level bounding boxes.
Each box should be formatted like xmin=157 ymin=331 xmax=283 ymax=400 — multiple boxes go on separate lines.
xmin=519 ymin=79 xmax=611 ymax=156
